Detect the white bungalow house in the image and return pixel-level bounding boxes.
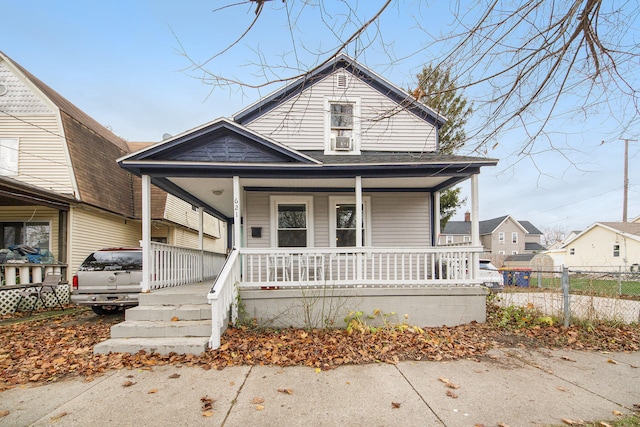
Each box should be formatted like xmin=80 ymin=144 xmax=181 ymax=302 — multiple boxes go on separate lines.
xmin=116 ymin=54 xmax=498 ymax=352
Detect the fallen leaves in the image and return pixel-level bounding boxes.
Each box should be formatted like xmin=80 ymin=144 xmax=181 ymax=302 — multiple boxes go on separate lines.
xmin=122 ymin=380 xmax=136 ymax=387
xmin=168 ymin=373 xmax=181 ymax=379
xmin=446 ymin=390 xmax=459 ymax=399
xmin=391 ymin=402 xmax=401 ymax=409
xmin=0 ymin=410 xmax=9 ymax=418
xmin=277 ymin=388 xmax=293 ymax=395
xmin=1 ymin=308 xmax=640 ymax=391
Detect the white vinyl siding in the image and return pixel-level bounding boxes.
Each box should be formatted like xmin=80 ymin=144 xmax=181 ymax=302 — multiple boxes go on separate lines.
xmin=246 ymin=192 xmax=431 ymax=248
xmin=0 ymin=115 xmax=75 ymax=193
xmin=0 ymin=60 xmax=75 ymax=193
xmin=370 ymin=193 xmax=430 ymax=247
xmin=563 ymin=225 xmax=640 ymax=268
xmin=163 ymin=194 xmax=221 ymax=239
xmin=246 ymin=193 xmax=271 ymax=248
xmin=69 ymin=207 xmax=141 ymax=276
xmin=244 ymin=71 xmax=437 ymax=152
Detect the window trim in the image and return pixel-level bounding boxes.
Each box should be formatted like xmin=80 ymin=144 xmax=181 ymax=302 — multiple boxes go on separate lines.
xmin=270 ymin=195 xmax=314 ymax=248
xmin=329 ymin=196 xmax=371 ymax=248
xmin=511 ymin=232 xmax=518 ymax=244
xmin=0 ymin=138 xmax=19 ymax=176
xmin=324 ymin=97 xmax=361 ymax=155
xmin=613 ymin=244 xmax=620 ymax=257
xmin=498 ymin=232 xmax=505 ymax=243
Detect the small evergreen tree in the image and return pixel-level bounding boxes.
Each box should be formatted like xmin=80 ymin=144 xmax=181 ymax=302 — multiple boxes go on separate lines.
xmin=415 ymin=64 xmax=472 ymax=229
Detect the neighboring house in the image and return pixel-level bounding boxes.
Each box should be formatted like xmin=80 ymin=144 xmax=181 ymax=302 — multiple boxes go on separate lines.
xmin=0 ymin=51 xmax=225 ymax=296
xmin=117 ymin=53 xmax=498 ymax=350
xmin=561 ymin=222 xmax=640 ymax=270
xmin=441 ymin=214 xmax=545 ymax=265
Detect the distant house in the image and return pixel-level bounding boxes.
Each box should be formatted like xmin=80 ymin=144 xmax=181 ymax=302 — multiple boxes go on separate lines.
xmin=441 ymin=214 xmax=545 ymax=264
xmin=0 ymin=51 xmax=225 ymax=290
xmin=561 ymin=222 xmax=640 ymax=270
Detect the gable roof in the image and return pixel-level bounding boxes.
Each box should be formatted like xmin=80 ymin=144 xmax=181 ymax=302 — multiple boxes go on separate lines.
xmin=233 ymin=53 xmax=447 ymax=128
xmin=0 ymin=51 xmax=163 ymax=219
xmin=562 ymin=222 xmax=640 ymax=248
xmin=519 ymin=220 xmax=543 ymax=235
xmin=442 ymin=216 xmax=539 ymax=236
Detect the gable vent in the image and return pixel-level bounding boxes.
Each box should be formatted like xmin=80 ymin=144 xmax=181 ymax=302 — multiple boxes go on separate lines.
xmin=336 ymin=74 xmax=348 ymax=89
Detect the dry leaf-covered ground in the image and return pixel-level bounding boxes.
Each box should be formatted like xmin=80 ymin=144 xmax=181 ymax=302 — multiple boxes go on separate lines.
xmin=1 ymin=306 xmax=638 ymax=391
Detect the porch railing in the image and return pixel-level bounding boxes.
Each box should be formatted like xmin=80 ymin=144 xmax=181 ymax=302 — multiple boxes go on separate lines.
xmin=208 ymin=248 xmax=240 ymax=349
xmin=148 ymin=241 xmax=226 ymax=290
xmin=1 ymin=263 xmax=67 ymax=286
xmin=239 ymin=246 xmax=484 ymax=288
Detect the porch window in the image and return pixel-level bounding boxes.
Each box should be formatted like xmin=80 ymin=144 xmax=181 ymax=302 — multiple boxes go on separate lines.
xmin=0 ymin=138 xmax=19 ymax=176
xmin=0 ymin=221 xmax=50 ymax=250
xmin=271 ymin=196 xmax=314 ymax=248
xmin=329 ymin=196 xmax=370 ymax=247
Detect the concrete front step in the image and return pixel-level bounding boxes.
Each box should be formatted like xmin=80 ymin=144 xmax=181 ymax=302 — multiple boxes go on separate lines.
xmin=110 ymin=320 xmax=212 ymax=338
xmin=125 ymin=304 xmax=211 ymax=321
xmin=139 ymin=284 xmax=211 ymax=306
xmin=94 ymin=337 xmax=209 ymax=356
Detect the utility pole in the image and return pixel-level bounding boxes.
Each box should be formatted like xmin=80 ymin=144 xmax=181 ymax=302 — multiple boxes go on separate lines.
xmin=621 ymin=137 xmax=637 ymax=222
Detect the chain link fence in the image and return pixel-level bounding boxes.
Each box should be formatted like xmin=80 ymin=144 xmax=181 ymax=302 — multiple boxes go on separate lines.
xmin=496 ymin=266 xmax=640 ymax=325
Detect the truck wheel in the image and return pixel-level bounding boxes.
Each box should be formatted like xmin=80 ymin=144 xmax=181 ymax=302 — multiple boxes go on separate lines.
xmin=91 ymin=305 xmax=120 ymax=315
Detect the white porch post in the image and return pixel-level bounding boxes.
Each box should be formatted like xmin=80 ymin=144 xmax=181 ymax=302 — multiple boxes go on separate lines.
xmin=141 ymin=174 xmax=151 ymax=293
xmin=198 ymin=207 xmax=204 ymax=281
xmin=233 ymin=176 xmax=241 ymax=248
xmin=434 ymin=191 xmax=441 ymax=245
xmin=355 ymin=176 xmax=363 ymax=279
xmin=471 ymin=174 xmax=480 ymax=280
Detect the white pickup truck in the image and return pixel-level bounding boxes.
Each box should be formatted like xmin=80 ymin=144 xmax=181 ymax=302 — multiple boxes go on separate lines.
xmin=71 ymin=247 xmax=142 ymax=315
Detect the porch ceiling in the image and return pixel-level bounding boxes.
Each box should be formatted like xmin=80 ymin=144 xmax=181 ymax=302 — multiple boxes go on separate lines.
xmin=165 ymin=176 xmax=452 ymax=219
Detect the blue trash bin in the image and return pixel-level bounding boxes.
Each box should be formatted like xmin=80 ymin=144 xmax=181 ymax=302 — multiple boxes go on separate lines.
xmin=500 ymin=268 xmax=531 ymax=287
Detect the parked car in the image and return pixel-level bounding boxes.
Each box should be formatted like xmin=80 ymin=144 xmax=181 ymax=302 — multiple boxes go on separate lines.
xmin=479 ymin=259 xmax=504 ymax=291
xmin=71 ymin=248 xmax=142 ymax=315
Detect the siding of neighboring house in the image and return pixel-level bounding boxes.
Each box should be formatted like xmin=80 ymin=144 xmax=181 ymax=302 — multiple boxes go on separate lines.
xmin=68 ymin=206 xmax=141 ymax=275
xmin=244 ymin=71 xmax=437 ymax=152
xmin=0 ymin=206 xmax=60 ymax=258
xmin=0 ymin=61 xmax=76 ymax=194
xmin=488 ymin=217 xmax=525 ymax=255
xmin=564 ymin=225 xmax=640 ymax=268
xmin=164 ymin=194 xmax=221 ymax=239
xmin=171 ymin=227 xmax=221 ymax=252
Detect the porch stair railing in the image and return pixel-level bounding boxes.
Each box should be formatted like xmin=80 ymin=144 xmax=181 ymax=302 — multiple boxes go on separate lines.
xmin=148 ymin=241 xmax=226 ymax=290
xmin=207 ymin=248 xmax=240 ymax=349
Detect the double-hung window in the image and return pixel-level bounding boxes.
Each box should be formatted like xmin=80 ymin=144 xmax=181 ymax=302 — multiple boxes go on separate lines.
xmin=271 ymin=196 xmax=314 ymax=248
xmin=613 ymin=244 xmax=620 ymax=257
xmin=324 ymin=97 xmax=360 ymax=154
xmin=512 ymin=232 xmax=518 ymax=244
xmin=329 ymin=196 xmax=370 ymax=247
xmin=498 ymin=232 xmax=505 ymax=244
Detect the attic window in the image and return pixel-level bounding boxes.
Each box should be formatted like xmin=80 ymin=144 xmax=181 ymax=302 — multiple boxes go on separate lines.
xmin=336 ymin=73 xmax=348 ymax=89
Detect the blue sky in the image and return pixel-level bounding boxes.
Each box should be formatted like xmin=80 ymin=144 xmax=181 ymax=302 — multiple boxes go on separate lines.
xmin=2 ymin=0 xmax=638 ymax=235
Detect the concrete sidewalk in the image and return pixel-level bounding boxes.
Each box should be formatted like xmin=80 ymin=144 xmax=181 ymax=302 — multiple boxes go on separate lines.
xmin=1 ymin=348 xmax=638 ymax=427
